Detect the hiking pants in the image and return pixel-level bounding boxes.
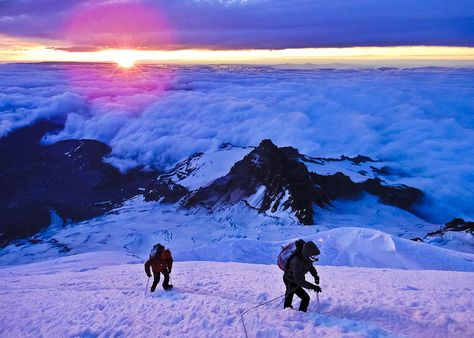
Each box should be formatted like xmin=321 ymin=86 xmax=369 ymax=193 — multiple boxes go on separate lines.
xmin=284 ymin=280 xmax=310 ymax=312
xmin=151 ymin=271 xmax=170 ymax=291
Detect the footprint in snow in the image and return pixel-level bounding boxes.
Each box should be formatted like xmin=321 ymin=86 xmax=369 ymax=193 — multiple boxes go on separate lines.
xmin=257 ymin=292 xmax=270 ymax=301
xmin=400 ymin=285 xmax=420 ymax=291
xmin=152 ymin=290 xmax=187 ymax=301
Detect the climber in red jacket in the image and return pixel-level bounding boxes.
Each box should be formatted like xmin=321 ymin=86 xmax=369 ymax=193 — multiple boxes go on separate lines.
xmin=144 ymin=243 xmax=173 ymax=291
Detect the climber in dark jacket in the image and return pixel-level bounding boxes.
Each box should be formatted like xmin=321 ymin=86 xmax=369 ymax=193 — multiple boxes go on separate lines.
xmin=283 ymin=241 xmax=321 ymax=312
xmin=144 ymin=244 xmax=173 ymax=291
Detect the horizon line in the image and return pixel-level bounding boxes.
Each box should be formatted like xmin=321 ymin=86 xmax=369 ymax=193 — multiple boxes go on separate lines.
xmin=1 ymin=46 xmax=474 ymax=67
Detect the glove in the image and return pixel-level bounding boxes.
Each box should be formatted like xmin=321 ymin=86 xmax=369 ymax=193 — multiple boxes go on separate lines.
xmin=314 ymin=275 xmax=320 ymax=285
xmin=313 ymin=285 xmax=322 ymax=293
xmin=146 ymin=273 xmax=152 ymax=278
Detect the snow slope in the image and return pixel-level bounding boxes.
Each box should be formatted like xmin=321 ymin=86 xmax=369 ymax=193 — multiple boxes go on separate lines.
xmin=175 ymin=228 xmax=474 ymax=272
xmin=313 ymin=194 xmax=437 ymax=239
xmin=1 ymin=197 xmax=473 ymax=272
xmin=301 ymin=156 xmax=388 ymax=184
xmin=161 ymin=145 xmax=253 ymax=190
xmin=0 ymin=251 xmax=473 ymax=338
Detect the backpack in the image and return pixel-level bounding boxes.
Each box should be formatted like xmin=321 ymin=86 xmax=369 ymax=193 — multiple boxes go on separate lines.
xmin=277 ymin=239 xmax=305 ymax=271
xmin=150 ymin=243 xmax=165 ymax=258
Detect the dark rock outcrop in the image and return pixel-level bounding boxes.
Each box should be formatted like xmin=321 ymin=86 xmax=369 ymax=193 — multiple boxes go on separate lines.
xmin=427 ymin=218 xmax=474 ymax=237
xmin=0 ymin=121 xmax=157 ymax=247
xmin=144 ymin=179 xmax=188 ymax=203
xmin=183 ymin=139 xmax=316 ymax=224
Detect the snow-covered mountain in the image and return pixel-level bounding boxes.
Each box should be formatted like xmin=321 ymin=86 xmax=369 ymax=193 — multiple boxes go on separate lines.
xmin=1 ymin=121 xmax=473 ymax=264
xmin=157 ymin=143 xmax=254 ymax=191
xmin=147 ymin=139 xmax=422 ymax=225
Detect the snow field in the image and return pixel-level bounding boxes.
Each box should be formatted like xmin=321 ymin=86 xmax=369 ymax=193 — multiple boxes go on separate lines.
xmin=2 ymin=197 xmax=473 ymax=270
xmin=0 ymin=252 xmax=473 ymax=338
xmin=167 ymin=145 xmax=253 ymax=190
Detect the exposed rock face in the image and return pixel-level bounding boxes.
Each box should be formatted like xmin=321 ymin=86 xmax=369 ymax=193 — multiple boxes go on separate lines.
xmin=144 ymin=179 xmax=188 ymax=203
xmin=0 ymin=121 xmax=157 ymax=247
xmin=181 ymin=139 xmax=423 ymax=224
xmin=421 ymin=218 xmax=474 ymax=253
xmin=310 ymin=173 xmax=422 ymax=212
xmin=427 ymin=218 xmax=474 ymax=237
xmin=183 ymin=139 xmax=317 ymax=224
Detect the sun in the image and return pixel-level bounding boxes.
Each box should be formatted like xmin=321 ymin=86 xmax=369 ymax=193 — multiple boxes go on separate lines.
xmin=104 ymin=50 xmax=139 ymax=69
xmin=116 ymin=57 xmax=136 ymax=68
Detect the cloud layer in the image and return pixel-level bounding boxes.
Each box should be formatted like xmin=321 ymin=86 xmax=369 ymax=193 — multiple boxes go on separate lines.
xmin=1 ymin=63 xmax=473 ymax=221
xmin=0 ymin=0 xmax=473 ymax=49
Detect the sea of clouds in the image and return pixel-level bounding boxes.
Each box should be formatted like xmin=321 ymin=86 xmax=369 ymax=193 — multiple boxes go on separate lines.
xmin=0 ymin=63 xmax=473 ymax=221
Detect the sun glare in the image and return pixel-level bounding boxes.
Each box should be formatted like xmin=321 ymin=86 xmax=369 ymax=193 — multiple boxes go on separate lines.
xmin=106 ymin=50 xmax=138 ymax=68
xmin=116 ymin=58 xmax=136 ymax=68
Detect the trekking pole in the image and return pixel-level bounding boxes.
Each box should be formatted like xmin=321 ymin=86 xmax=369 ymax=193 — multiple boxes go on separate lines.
xmin=316 ymin=292 xmax=320 ymax=313
xmin=145 ymin=277 xmax=150 ymax=296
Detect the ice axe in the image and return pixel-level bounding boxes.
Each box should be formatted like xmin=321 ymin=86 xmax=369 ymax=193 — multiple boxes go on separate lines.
xmin=316 ymin=291 xmax=321 ymax=313
xmin=312 ymin=285 xmax=322 ymax=313
xmin=145 ymin=276 xmax=150 ymax=295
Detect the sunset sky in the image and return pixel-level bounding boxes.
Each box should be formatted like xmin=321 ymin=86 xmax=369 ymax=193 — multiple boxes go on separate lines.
xmin=0 ymin=0 xmax=473 ymax=65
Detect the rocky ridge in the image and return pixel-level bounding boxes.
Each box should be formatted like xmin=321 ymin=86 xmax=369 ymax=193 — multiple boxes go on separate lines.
xmin=147 ymin=139 xmax=423 ymax=225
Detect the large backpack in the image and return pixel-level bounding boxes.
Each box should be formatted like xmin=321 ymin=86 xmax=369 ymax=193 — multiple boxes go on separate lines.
xmin=150 ymin=243 xmax=165 ymax=258
xmin=277 ymin=239 xmax=305 ymax=271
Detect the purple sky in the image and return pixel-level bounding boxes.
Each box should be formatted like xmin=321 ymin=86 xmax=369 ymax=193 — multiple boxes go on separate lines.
xmin=0 ymin=0 xmax=473 ymax=50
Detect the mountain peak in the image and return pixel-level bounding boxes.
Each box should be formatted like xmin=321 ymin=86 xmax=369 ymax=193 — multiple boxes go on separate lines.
xmin=257 ymin=138 xmax=278 ymax=149
xmin=181 ymin=139 xmax=423 ymax=225
xmin=184 ymin=140 xmax=319 ymax=224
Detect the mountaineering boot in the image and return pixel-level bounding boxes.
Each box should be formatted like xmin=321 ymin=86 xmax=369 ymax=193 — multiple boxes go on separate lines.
xmin=164 ymin=284 xmax=173 ymax=291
